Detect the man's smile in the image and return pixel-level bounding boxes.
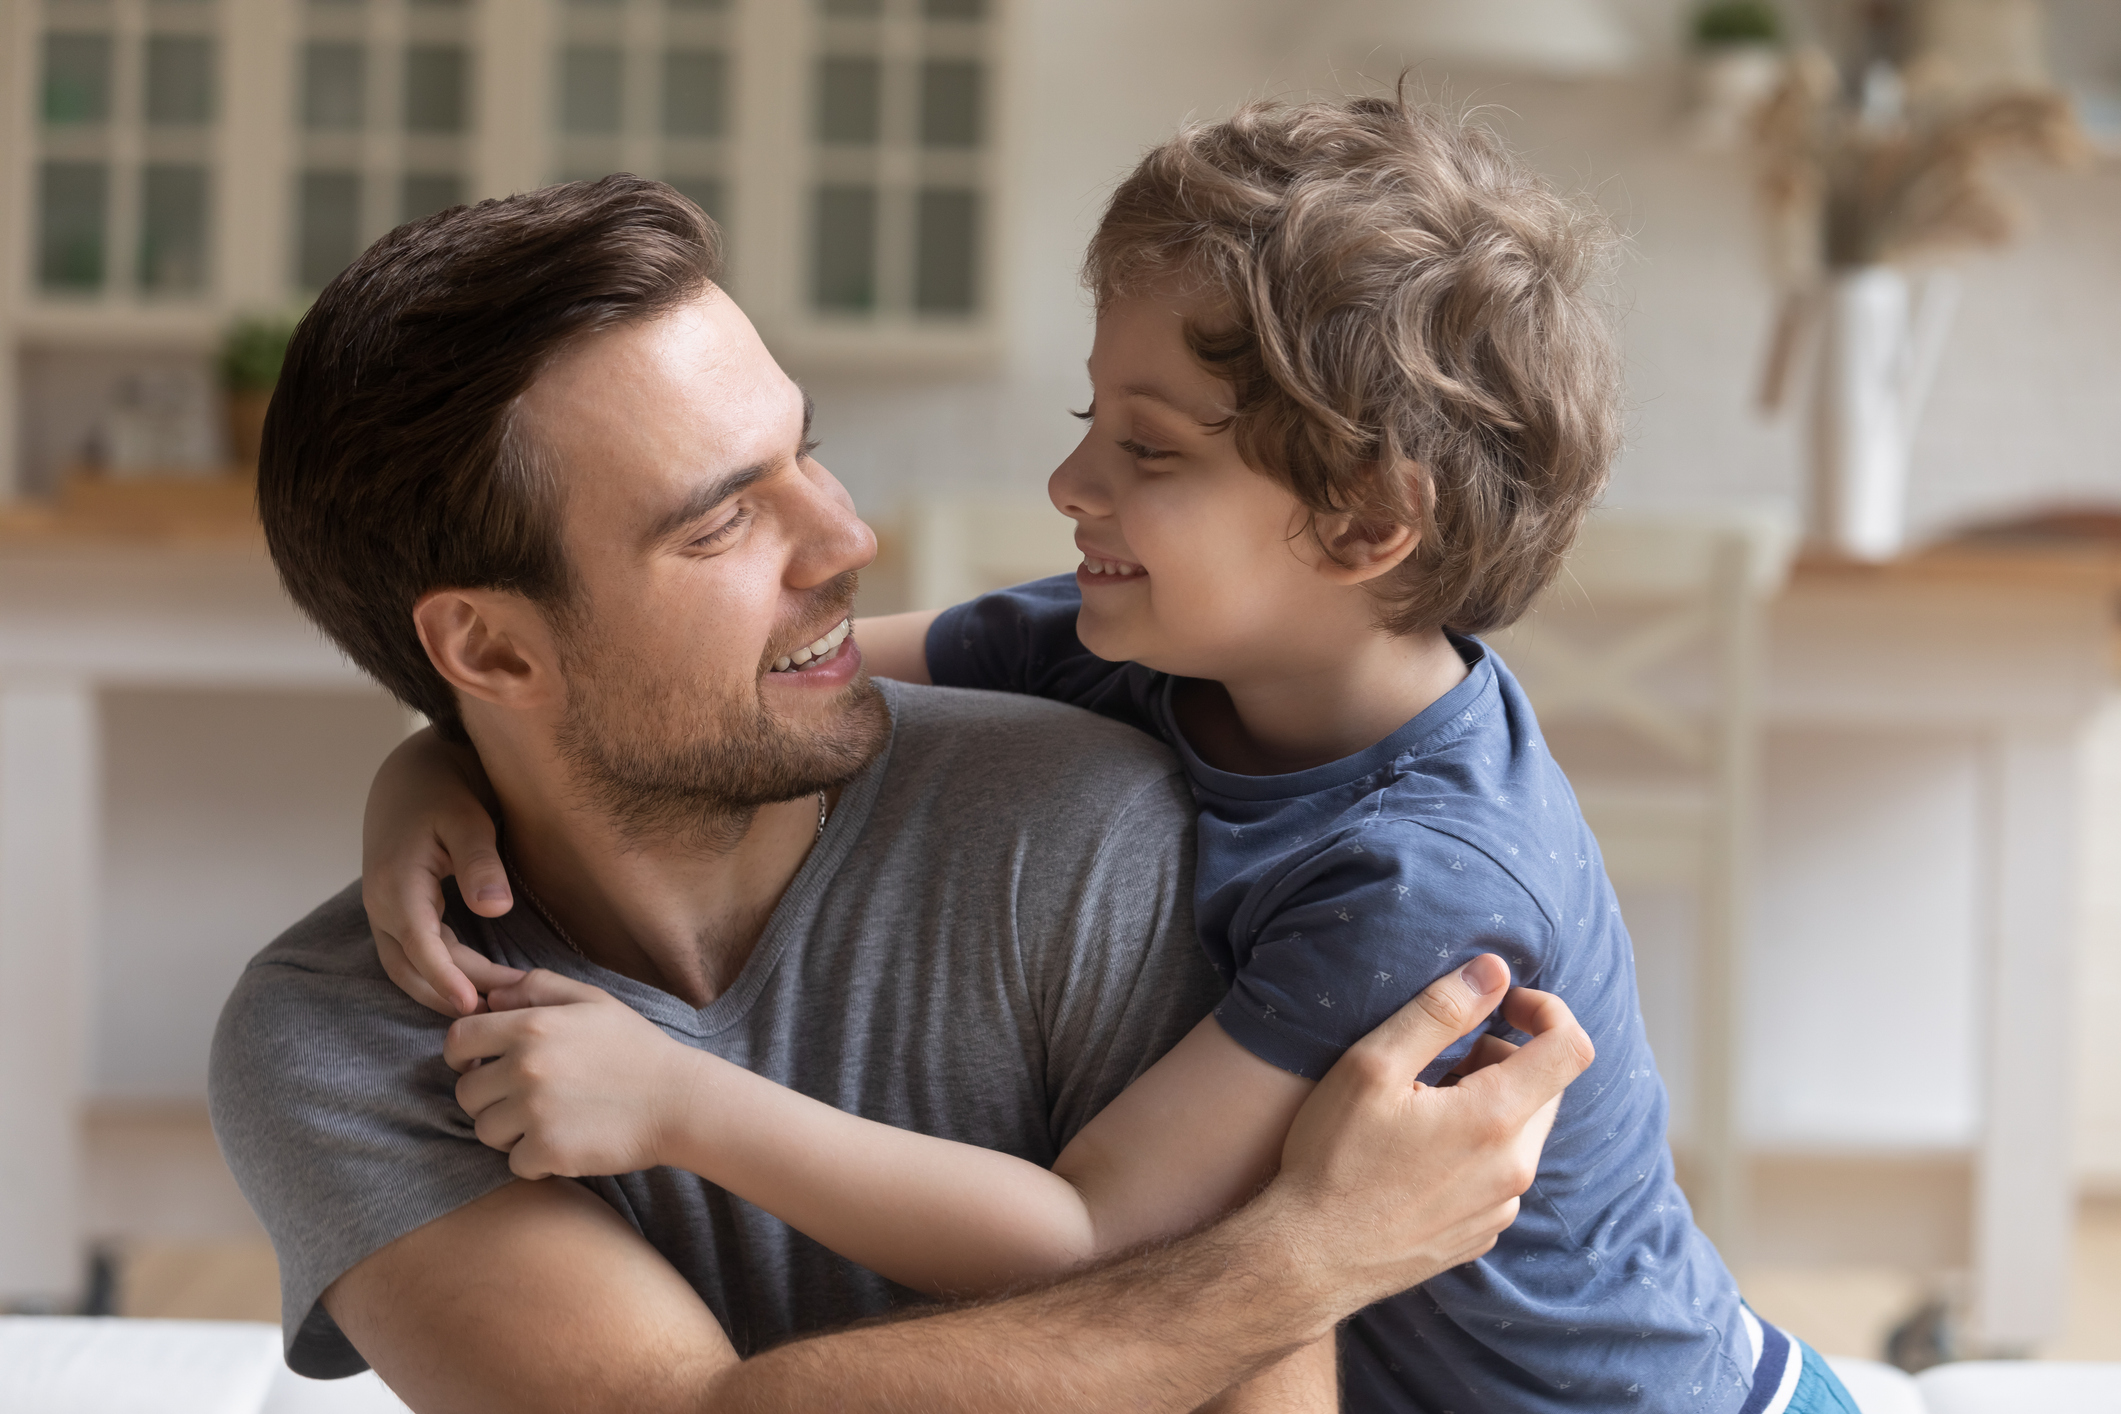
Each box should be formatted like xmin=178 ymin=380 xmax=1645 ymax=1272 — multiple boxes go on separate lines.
xmin=770 ymin=617 xmax=853 ymax=673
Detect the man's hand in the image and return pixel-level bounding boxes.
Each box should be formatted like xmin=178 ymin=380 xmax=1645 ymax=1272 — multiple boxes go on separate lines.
xmin=445 ymin=971 xmax=701 ymax=1180
xmin=1263 ymin=955 xmax=1594 ymax=1318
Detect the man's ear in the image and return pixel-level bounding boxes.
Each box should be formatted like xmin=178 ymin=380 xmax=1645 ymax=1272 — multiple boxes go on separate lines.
xmin=412 ymin=588 xmax=562 ymax=712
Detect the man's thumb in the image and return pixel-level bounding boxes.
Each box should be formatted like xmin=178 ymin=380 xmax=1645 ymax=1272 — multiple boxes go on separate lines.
xmin=1361 ymin=953 xmax=1510 ymax=1078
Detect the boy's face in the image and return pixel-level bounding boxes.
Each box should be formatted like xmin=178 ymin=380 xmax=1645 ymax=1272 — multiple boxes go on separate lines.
xmin=1049 ymin=287 xmax=1376 ymax=685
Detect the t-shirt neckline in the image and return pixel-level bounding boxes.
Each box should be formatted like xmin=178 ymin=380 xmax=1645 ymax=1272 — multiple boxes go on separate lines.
xmin=488 ymin=681 xmax=902 ymax=1037
xmin=1159 ymin=635 xmax=1495 ymax=803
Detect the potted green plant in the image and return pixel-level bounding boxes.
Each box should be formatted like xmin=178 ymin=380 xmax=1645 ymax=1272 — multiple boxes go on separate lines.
xmin=1688 ymin=0 xmax=1786 ymax=150
xmin=217 ymin=314 xmax=296 ymax=473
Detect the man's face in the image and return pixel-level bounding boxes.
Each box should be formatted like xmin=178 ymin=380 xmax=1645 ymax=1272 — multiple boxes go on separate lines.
xmin=518 ymin=289 xmax=888 ymax=844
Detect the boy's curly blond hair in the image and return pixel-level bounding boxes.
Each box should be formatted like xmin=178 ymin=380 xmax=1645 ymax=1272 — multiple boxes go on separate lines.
xmin=1086 ymin=93 xmax=1623 ymax=636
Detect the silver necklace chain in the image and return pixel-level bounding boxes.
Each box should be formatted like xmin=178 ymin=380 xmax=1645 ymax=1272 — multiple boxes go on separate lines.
xmin=504 ymin=789 xmax=828 ymax=962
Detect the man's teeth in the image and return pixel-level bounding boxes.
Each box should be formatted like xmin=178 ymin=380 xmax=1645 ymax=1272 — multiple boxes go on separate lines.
xmin=1081 ymin=557 xmax=1143 ymax=577
xmin=772 ymin=618 xmax=851 ymax=673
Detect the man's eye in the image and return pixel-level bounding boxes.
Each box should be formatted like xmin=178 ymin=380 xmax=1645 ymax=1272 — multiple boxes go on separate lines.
xmin=692 ymin=507 xmax=751 ymax=549
xmin=1118 ymin=438 xmax=1176 ymax=462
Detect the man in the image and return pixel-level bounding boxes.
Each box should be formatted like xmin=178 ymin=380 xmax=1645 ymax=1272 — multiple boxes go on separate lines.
xmin=209 ymin=176 xmax=1591 ymax=1412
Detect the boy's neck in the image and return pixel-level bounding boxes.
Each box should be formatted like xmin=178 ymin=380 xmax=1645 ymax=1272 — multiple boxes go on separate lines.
xmin=1173 ymin=627 xmax=1469 ymax=778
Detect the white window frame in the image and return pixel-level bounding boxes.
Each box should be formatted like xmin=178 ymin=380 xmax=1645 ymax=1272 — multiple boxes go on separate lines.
xmin=724 ymin=0 xmax=1005 ymax=371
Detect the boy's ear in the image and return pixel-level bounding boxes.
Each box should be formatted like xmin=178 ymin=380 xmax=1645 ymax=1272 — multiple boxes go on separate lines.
xmin=1306 ymin=459 xmax=1427 ymax=586
xmin=412 ymin=588 xmax=563 ymax=713
xmin=1311 ymin=509 xmax=1422 ymax=586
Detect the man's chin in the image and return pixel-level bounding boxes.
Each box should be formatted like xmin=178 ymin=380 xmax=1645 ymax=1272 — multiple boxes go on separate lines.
xmin=758 ymin=672 xmax=890 ymax=796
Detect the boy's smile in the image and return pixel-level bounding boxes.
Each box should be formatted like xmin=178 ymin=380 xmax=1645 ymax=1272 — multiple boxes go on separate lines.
xmin=1048 ymin=282 xmax=1467 ymax=776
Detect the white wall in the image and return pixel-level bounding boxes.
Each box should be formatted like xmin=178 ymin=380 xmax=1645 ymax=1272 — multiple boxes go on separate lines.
xmin=93 ymin=688 xmax=406 ymax=1100
xmin=67 ymin=1 xmax=2121 ymax=1167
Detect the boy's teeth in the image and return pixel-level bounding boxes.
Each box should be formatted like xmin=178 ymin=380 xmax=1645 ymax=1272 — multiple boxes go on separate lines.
xmin=771 ymin=618 xmax=851 ymax=673
xmin=1082 ymin=557 xmax=1142 ymax=577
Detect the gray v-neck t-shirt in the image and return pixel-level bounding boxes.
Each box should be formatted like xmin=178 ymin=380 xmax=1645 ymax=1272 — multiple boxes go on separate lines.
xmin=209 ymin=680 xmax=1221 ymax=1377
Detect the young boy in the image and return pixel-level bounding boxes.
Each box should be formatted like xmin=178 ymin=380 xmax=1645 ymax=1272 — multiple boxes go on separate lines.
xmin=365 ymin=97 xmax=1855 ymax=1412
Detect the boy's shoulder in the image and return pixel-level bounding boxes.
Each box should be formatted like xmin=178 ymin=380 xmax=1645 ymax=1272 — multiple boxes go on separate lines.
xmin=879 ymin=677 xmax=1183 ymax=805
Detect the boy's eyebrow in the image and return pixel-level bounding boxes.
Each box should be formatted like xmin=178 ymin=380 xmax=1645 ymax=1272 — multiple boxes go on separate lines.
xmin=1116 ymin=379 xmax=1224 ymax=429
xmin=642 ymin=389 xmax=814 ymax=546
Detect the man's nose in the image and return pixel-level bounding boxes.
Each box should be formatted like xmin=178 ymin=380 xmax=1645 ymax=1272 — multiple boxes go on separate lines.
xmin=785 ymin=457 xmax=877 ymax=590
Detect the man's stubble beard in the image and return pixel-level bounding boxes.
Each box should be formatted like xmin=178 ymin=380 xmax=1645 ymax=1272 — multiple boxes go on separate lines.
xmin=551 ymin=573 xmax=890 ymax=852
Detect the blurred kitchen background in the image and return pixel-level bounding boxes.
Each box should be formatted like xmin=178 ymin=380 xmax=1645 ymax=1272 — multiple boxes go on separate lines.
xmin=1 ymin=0 xmax=2119 ymax=1382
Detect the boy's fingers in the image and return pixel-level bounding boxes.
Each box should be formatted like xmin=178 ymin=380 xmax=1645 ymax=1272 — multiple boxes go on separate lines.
xmin=399 ymin=921 xmax=481 ymax=1018
xmin=444 ymin=1008 xmax=542 ymax=1073
xmin=443 ymin=933 xmax=525 ymax=994
xmin=1350 ymin=953 xmax=1511 ymax=1082
xmin=485 ymin=969 xmax=607 ymax=1013
xmin=376 ymin=928 xmax=478 ymax=1018
xmin=438 ymin=808 xmax=511 ymax=916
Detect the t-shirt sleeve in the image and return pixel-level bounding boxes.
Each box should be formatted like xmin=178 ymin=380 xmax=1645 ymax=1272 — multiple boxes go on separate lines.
xmin=923 ymin=575 xmax=1162 ymax=737
xmin=1020 ymin=762 xmax=1226 ymax=1150
xmin=1213 ymin=823 xmax=1554 ymax=1082
xmin=207 ymin=886 xmax=517 ymax=1378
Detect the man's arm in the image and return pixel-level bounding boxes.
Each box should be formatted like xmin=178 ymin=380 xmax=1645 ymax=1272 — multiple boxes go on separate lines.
xmin=327 ymin=979 xmax=1591 ymax=1413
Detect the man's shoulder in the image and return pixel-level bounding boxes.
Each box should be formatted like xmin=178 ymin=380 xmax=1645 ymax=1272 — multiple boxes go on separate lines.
xmin=879 ymin=679 xmax=1187 ymax=817
xmin=211 ymin=880 xmax=458 ymax=1121
xmin=209 ymin=882 xmax=510 ymax=1376
xmin=234 ymin=880 xmax=388 ymax=982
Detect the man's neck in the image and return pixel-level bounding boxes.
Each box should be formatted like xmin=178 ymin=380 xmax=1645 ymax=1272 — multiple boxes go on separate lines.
xmin=490 ymin=765 xmax=830 ymax=1008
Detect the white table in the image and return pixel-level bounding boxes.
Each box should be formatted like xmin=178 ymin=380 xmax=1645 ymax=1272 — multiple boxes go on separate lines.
xmin=0 ymin=537 xmax=366 ymax=1304
xmin=1762 ymin=547 xmax=2119 ymax=1350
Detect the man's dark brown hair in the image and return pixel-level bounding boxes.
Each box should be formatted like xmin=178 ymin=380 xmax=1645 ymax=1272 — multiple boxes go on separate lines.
xmin=1087 ymin=93 xmax=1624 ymax=636
xmin=259 ymin=175 xmax=722 ymax=740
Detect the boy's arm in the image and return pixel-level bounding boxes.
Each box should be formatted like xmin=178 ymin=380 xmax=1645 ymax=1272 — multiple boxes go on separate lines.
xmin=450 ymin=977 xmax=1340 ymax=1409
xmin=363 ymin=725 xmax=523 ymax=1017
xmin=445 ymin=956 xmax=1511 ymax=1302
xmin=852 ymin=610 xmax=937 ymax=683
xmin=334 ymin=972 xmax=1588 ymax=1414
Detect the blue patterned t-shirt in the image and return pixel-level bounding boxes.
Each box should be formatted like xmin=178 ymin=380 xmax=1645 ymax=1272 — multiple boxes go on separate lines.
xmin=927 ymin=576 xmax=1763 ymax=1413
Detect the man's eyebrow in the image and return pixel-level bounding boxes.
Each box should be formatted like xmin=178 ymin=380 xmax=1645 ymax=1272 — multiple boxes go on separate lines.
xmin=643 ymin=465 xmax=770 ymax=546
xmin=642 ymin=387 xmax=815 ymax=546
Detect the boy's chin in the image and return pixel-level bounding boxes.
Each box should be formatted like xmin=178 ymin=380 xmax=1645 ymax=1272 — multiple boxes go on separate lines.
xmin=1074 ymin=608 xmax=1138 ymax=665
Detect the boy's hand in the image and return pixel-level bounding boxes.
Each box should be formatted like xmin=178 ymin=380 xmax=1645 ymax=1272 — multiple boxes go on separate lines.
xmin=362 ymin=727 xmax=522 ymax=1017
xmin=443 ymin=971 xmax=700 ymax=1181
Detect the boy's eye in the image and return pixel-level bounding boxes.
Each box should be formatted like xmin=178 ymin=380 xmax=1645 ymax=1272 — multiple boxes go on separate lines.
xmin=1118 ymin=438 xmax=1177 ymax=462
xmin=798 ymin=437 xmax=822 ymax=461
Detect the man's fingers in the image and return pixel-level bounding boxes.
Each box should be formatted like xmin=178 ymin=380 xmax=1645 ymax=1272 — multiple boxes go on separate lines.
xmin=486 ymin=969 xmax=606 ymax=1013
xmin=1458 ymin=1033 xmax=1519 ymax=1075
xmin=1461 ymin=987 xmax=1595 ymax=1118
xmin=1349 ymin=954 xmax=1511 ymax=1081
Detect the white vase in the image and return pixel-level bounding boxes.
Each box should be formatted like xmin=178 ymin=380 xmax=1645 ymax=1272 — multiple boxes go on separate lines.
xmin=1808 ymin=266 xmax=1958 ymax=562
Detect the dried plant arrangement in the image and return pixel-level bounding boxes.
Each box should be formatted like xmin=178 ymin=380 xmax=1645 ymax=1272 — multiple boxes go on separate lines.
xmin=1755 ymin=48 xmax=2086 ymax=279
xmin=1754 ymin=49 xmax=2086 ymax=414
xmin=1750 ymin=42 xmax=2089 ymax=562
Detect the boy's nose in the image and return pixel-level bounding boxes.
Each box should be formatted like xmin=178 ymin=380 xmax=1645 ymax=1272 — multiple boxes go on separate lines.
xmin=1049 ymin=439 xmax=1112 ymax=521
